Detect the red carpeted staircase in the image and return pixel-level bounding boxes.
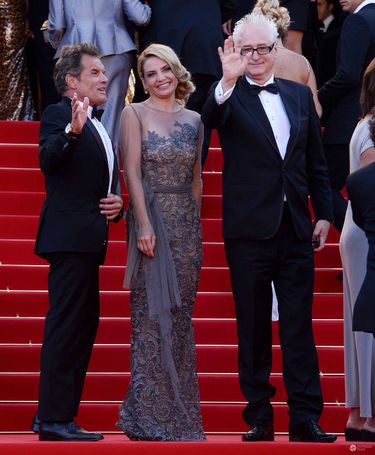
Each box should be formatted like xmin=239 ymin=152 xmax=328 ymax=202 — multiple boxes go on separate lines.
xmin=0 ymin=120 xmax=355 ymax=453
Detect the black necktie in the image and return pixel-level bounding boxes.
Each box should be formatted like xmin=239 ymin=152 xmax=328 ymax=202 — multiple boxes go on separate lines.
xmin=91 ymin=106 xmax=104 ymax=121
xmin=248 ymin=83 xmax=279 ymax=96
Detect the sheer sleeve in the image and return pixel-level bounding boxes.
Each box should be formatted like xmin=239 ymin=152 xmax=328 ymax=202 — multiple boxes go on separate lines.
xmin=121 ymin=105 xmax=152 ymax=230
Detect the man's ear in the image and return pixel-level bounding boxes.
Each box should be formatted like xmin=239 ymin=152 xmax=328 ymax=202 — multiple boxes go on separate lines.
xmin=65 ymin=73 xmax=77 ymax=90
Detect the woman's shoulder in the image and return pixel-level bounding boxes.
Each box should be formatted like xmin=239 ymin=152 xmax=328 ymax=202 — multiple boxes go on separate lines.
xmin=180 ymin=106 xmax=201 ymax=124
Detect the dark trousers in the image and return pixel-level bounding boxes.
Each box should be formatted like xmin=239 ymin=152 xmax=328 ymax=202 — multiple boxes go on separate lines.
xmin=38 ymin=252 xmax=101 ymax=422
xmin=323 ymin=143 xmax=349 ymax=233
xmin=224 ymin=205 xmax=323 ymax=428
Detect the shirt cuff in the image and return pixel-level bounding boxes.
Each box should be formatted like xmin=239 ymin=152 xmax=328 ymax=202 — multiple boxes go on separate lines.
xmin=215 ymin=80 xmax=236 ymax=105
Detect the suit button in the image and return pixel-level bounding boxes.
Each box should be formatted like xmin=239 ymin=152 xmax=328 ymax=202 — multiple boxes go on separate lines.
xmin=103 ymin=240 xmax=107 ymax=245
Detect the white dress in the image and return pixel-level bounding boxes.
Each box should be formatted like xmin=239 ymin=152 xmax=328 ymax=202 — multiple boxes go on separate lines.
xmin=339 ymin=118 xmax=375 ymax=417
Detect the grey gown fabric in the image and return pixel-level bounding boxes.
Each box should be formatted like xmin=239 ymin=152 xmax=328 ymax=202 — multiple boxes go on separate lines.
xmin=117 ymin=103 xmax=205 ymax=440
xmin=340 ymin=118 xmax=375 ymax=418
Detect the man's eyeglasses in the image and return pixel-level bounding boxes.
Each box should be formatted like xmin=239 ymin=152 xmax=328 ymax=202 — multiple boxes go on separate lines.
xmin=240 ymin=42 xmax=276 ymax=56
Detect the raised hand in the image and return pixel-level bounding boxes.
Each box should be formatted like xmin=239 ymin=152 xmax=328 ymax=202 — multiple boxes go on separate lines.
xmin=218 ymin=35 xmax=249 ymax=92
xmin=70 ymin=93 xmax=89 ymax=134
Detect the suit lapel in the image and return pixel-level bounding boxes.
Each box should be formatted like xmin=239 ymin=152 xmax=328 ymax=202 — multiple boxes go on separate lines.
xmin=237 ymin=77 xmax=280 ymax=156
xmin=85 ymin=118 xmax=110 ymax=169
xmin=276 ymin=78 xmax=299 ymax=164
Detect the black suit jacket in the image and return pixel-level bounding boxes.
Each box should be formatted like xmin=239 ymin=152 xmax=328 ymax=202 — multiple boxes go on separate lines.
xmin=318 ymin=4 xmax=375 ymax=144
xmin=202 ymin=77 xmax=333 ymax=240
xmin=138 ymin=0 xmax=237 ymax=79
xmin=346 ymin=161 xmax=375 ymax=333
xmin=34 ymin=97 xmax=120 ymax=259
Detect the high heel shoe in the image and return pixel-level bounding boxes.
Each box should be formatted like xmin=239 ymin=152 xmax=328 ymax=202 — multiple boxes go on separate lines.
xmin=344 ymin=427 xmax=363 ymax=441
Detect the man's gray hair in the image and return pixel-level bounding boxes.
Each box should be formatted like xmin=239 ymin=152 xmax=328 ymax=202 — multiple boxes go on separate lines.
xmin=233 ymin=13 xmax=278 ymax=45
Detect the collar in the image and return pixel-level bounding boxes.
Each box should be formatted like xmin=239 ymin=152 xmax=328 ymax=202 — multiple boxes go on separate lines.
xmin=354 ymin=0 xmax=375 ymax=13
xmin=322 ymin=14 xmax=334 ymax=30
xmin=245 ymin=74 xmax=275 ymax=87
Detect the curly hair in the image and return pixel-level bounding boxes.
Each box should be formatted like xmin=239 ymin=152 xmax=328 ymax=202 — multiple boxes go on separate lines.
xmin=252 ymin=0 xmax=290 ymax=39
xmin=137 ymin=43 xmax=195 ymax=104
xmin=233 ymin=12 xmax=278 ymax=45
xmin=53 ymin=43 xmax=101 ymax=95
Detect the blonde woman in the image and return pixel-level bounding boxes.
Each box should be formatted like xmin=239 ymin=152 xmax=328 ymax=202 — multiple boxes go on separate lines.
xmin=117 ymin=44 xmax=205 ymax=441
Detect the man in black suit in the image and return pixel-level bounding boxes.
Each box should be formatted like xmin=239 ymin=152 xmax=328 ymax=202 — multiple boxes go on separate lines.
xmin=315 ymin=0 xmax=344 ymax=89
xmin=34 ymin=43 xmax=123 ymax=441
xmin=202 ymin=13 xmax=336 ymax=442
xmin=318 ymin=0 xmax=375 ymax=232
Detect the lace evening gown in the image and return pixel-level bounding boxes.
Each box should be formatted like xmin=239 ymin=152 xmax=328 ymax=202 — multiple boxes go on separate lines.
xmin=117 ymin=102 xmax=205 ymax=440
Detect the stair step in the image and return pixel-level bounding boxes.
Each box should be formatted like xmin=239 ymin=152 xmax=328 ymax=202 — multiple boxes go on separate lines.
xmin=0 ymin=214 xmax=341 ymax=243
xmin=0 ymin=402 xmax=347 ymax=433
xmin=0 ymin=121 xmax=39 ymax=144
xmin=0 ymin=317 xmax=344 ymax=346
xmin=0 ymin=168 xmax=224 ymax=195
xmin=0 ymin=216 xmax=228 ymax=242
xmin=0 ymin=372 xmax=345 ymax=403
xmin=0 ymin=264 xmax=344 ymax=293
xmin=0 ymin=344 xmax=344 ymax=374
xmin=0 ymin=239 xmax=343 ymax=268
xmin=0 ymin=290 xmax=343 ymax=319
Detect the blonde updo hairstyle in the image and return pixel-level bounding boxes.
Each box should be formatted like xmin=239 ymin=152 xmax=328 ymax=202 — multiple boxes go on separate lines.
xmin=138 ymin=43 xmax=195 ymax=104
xmin=252 ymin=0 xmax=290 ymax=40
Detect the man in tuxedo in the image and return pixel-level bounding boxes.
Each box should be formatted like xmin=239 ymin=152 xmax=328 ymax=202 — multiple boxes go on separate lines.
xmin=202 ymin=13 xmax=336 ymax=442
xmin=318 ymin=0 xmax=375 ymax=233
xmin=33 ymin=43 xmax=123 ymax=441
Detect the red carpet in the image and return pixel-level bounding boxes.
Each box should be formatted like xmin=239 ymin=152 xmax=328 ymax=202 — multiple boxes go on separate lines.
xmin=0 ymin=121 xmax=350 ymax=453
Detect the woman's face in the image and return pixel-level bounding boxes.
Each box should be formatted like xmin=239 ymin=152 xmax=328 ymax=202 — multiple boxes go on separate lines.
xmin=142 ymin=56 xmax=178 ymax=100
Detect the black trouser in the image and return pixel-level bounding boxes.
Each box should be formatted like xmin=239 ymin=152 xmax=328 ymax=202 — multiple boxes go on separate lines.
xmin=323 ymin=143 xmax=349 ymax=233
xmin=38 ymin=252 xmax=101 ymax=422
xmin=224 ymin=205 xmax=323 ymax=428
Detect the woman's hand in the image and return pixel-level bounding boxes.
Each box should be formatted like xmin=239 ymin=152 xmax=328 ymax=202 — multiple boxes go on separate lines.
xmin=137 ymin=225 xmax=156 ymax=258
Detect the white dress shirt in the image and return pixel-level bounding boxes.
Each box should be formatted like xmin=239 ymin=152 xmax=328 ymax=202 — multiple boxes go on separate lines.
xmin=215 ymin=75 xmax=291 ymax=159
xmin=86 ymin=105 xmax=114 ymax=195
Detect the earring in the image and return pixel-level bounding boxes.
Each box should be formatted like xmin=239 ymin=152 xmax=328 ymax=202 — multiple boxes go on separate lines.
xmin=144 ymin=89 xmax=148 ymax=94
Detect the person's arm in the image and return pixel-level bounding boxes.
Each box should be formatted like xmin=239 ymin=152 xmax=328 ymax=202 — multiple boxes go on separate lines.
xmin=360 ymin=146 xmax=375 ymax=168
xmin=48 ymin=0 xmax=66 ymax=49
xmin=305 ymin=57 xmax=322 ymax=118
xmin=318 ymin=14 xmax=372 ymax=106
xmin=304 ymin=88 xmax=334 ymax=250
xmin=39 ymin=95 xmax=88 ymax=174
xmin=123 ymin=0 xmax=152 ymax=26
xmin=121 ymin=105 xmax=155 ymax=258
xmin=201 ymin=35 xmax=247 ymax=128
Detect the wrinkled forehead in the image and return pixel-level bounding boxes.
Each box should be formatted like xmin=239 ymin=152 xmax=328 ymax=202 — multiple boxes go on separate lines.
xmin=238 ymin=24 xmax=275 ymax=47
xmin=80 ymin=55 xmax=105 ymax=72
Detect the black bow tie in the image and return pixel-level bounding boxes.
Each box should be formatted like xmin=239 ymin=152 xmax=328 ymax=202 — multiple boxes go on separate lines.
xmin=91 ymin=106 xmax=104 ymax=121
xmin=248 ymin=83 xmax=278 ymax=96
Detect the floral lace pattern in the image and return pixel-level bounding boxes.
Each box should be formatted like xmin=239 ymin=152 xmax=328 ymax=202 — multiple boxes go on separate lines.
xmin=117 ymin=104 xmax=205 ymax=440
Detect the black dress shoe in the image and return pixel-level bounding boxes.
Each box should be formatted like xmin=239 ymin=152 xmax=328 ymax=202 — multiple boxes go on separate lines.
xmin=242 ymin=422 xmax=274 ymax=441
xmin=345 ymin=427 xmax=363 ymax=441
xmin=31 ymin=413 xmax=40 ymax=433
xmin=39 ymin=421 xmax=104 ymax=441
xmin=289 ymin=420 xmax=337 ymax=443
